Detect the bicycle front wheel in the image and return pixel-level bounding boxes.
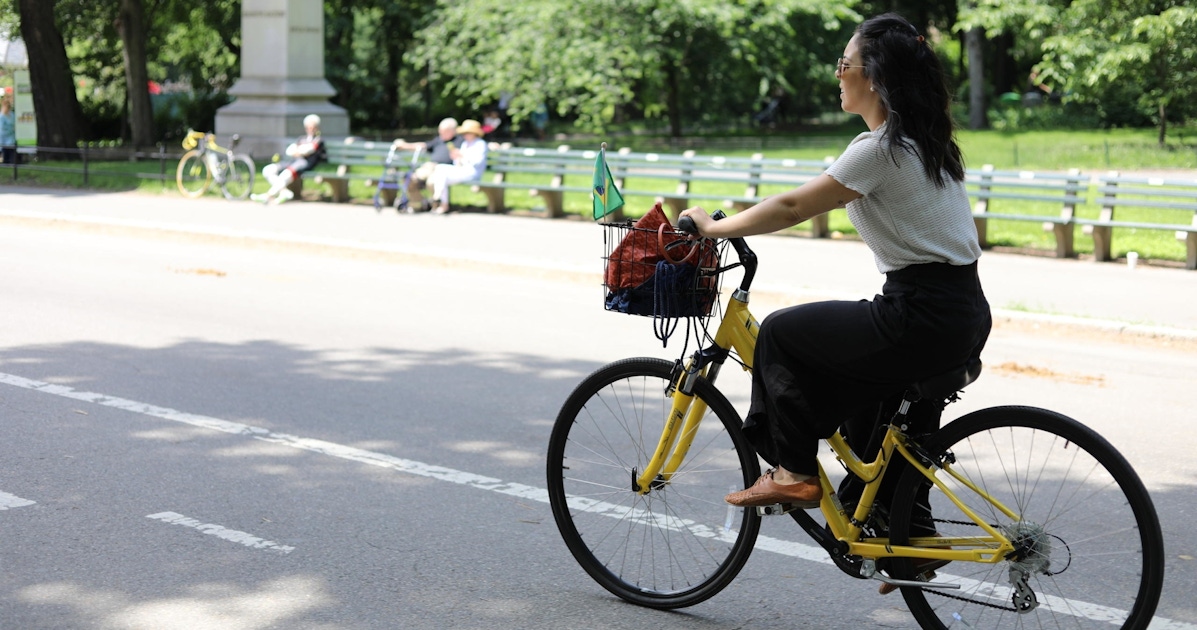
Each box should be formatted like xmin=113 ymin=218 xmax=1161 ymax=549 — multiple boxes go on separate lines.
xmin=889 ymin=406 xmax=1164 ymax=630
xmin=546 ymin=357 xmax=761 ymax=609
xmin=176 ymin=150 xmax=212 ymax=198
xmin=221 ymin=154 xmax=255 ymax=200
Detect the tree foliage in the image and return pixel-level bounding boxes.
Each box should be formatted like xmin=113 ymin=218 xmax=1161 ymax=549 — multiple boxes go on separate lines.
xmin=1040 ymin=0 xmax=1197 ymax=144
xmin=3 ymin=0 xmax=1194 ymax=144
xmin=406 ymin=0 xmax=858 ymax=136
xmin=324 ymin=0 xmax=434 ymax=130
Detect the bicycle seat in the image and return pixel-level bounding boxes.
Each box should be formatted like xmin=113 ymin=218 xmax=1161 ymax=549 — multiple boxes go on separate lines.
xmin=911 ymin=358 xmax=982 ymax=401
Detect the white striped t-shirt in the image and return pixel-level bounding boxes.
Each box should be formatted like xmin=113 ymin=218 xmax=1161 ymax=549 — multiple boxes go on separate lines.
xmin=824 ymin=126 xmax=981 ymax=273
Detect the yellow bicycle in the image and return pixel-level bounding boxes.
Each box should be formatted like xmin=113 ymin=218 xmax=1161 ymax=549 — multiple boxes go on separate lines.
xmin=176 ymin=130 xmax=255 ymax=200
xmin=546 ymin=212 xmax=1164 ymax=629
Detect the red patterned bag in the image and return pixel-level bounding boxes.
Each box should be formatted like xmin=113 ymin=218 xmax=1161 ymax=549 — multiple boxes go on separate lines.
xmin=604 ymin=202 xmax=676 ymax=290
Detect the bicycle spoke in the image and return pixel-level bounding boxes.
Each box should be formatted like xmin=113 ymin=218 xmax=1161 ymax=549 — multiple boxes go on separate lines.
xmin=547 ymin=358 xmax=759 ymax=608
xmin=891 ymin=407 xmax=1162 ymax=630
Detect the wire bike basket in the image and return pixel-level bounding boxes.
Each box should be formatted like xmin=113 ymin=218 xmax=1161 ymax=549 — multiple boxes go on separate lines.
xmin=600 ymin=205 xmax=726 ymax=321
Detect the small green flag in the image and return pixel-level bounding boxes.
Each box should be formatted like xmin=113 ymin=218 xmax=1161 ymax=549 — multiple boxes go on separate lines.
xmin=592 ymin=144 xmax=624 ymax=220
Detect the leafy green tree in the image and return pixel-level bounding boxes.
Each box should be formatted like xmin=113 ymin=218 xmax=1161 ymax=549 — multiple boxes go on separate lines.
xmin=407 ymin=0 xmax=857 ymax=137
xmin=324 ymin=0 xmax=435 ymax=131
xmin=155 ymin=1 xmax=240 ymax=91
xmin=1039 ymin=0 xmax=1197 ymax=144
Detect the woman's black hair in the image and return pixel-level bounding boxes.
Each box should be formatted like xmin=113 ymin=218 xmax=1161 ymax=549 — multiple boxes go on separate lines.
xmin=855 ymin=13 xmax=964 ymax=186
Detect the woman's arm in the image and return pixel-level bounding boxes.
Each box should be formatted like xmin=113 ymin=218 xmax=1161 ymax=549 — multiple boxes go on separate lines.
xmin=679 ymin=173 xmax=861 ymax=238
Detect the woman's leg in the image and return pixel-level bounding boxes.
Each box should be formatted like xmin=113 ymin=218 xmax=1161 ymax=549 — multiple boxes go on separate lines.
xmin=745 ymin=300 xmax=894 ymax=477
xmin=429 ymin=165 xmax=474 ymax=211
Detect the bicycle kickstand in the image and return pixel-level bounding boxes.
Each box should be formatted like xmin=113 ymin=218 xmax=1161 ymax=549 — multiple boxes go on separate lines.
xmin=860 ymin=559 xmax=961 ymax=591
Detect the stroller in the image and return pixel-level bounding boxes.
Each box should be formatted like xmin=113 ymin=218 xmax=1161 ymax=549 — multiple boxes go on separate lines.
xmin=373 ymin=144 xmax=424 ymax=212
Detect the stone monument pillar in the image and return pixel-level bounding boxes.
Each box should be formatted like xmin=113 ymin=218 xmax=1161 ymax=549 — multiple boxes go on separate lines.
xmin=215 ymin=0 xmax=349 ymax=158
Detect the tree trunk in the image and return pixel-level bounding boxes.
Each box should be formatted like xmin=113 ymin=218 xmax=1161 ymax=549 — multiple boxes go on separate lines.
xmin=1158 ymin=102 xmax=1166 ymax=147
xmin=665 ymin=62 xmax=682 ymax=138
xmin=118 ymin=0 xmax=155 ymax=149
xmin=378 ymin=11 xmax=406 ymax=129
xmin=966 ymin=27 xmax=988 ymax=130
xmin=992 ymin=32 xmax=1015 ymax=94
xmin=16 ymin=0 xmax=85 ymax=148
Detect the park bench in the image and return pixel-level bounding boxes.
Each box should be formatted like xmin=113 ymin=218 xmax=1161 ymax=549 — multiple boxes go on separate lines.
xmin=293 ymin=139 xmax=411 ymax=203
xmin=968 ymin=165 xmax=1088 ymax=258
xmin=475 ymin=146 xmax=835 ymax=225
xmin=609 ymin=150 xmax=835 ymax=233
xmin=471 ymin=146 xmax=593 ymax=217
xmin=1074 ymin=172 xmax=1197 ymax=270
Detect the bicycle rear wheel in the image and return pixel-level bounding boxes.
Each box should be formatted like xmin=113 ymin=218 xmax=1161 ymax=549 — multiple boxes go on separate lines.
xmin=547 ymin=357 xmax=761 ymax=609
xmin=176 ymin=150 xmax=212 ymax=198
xmin=221 ymin=154 xmax=255 ymax=200
xmin=888 ymin=406 xmax=1164 ymax=630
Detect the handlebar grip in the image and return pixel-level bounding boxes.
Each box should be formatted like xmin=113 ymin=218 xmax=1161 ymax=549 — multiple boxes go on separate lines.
xmin=677 ymin=210 xmax=725 ymax=236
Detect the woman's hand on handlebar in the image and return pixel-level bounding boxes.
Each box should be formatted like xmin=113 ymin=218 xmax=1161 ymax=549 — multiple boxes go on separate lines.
xmin=678 ymin=206 xmax=715 ymax=237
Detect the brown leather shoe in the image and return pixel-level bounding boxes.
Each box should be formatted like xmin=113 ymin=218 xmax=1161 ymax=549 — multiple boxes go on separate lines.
xmin=724 ymin=469 xmax=822 ymax=508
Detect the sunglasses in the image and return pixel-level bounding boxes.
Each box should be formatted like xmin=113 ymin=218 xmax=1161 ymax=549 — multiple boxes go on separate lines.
xmin=836 ymin=57 xmax=866 ymax=74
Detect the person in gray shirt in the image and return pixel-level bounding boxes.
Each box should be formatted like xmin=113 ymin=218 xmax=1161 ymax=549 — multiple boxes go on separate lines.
xmin=680 ymin=14 xmax=991 ymax=566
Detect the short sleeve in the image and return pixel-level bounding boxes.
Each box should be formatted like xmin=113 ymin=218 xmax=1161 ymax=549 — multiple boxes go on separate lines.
xmin=824 ymin=131 xmax=892 ymax=197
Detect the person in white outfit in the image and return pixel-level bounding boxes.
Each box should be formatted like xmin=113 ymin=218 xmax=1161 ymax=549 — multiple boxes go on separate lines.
xmin=425 ymin=119 xmax=488 ymax=214
xmin=252 ymin=114 xmax=326 ymax=204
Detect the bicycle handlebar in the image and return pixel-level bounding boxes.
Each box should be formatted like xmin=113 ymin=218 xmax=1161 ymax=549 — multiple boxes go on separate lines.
xmin=676 ymin=210 xmax=757 ymax=292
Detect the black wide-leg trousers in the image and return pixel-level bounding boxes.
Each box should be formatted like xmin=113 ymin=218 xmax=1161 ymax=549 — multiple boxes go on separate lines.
xmin=743 ymin=261 xmax=991 ymax=480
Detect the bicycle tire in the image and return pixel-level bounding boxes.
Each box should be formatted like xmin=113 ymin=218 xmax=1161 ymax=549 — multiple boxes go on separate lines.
xmin=221 ymin=154 xmax=256 ymax=200
xmin=176 ymin=150 xmax=212 ymax=198
xmin=888 ymin=405 xmax=1164 ymax=630
xmin=547 ymin=357 xmax=761 ymax=609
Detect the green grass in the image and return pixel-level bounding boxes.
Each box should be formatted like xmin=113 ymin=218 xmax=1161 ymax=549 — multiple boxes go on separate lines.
xmin=1 ymin=158 xmax=188 ymax=193
xmin=5 ymin=126 xmax=1195 ymax=263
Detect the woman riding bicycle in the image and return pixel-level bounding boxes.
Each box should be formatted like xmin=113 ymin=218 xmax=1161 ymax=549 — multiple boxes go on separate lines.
xmin=679 ymin=13 xmax=992 ymax=541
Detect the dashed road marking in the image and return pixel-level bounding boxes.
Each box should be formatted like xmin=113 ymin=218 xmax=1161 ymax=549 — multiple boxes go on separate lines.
xmin=146 ymin=511 xmax=295 ymax=554
xmin=0 ymin=490 xmax=35 ymax=510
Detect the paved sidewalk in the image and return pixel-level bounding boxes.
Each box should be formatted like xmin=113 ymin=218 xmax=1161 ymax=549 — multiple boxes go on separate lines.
xmin=2 ymin=186 xmax=1195 ymax=340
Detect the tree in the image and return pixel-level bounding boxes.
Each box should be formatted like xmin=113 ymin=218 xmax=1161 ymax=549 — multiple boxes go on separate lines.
xmin=955 ymin=0 xmax=1067 ymax=129
xmin=1040 ymin=0 xmax=1197 ymax=145
xmin=323 ymin=0 xmax=435 ymax=130
xmin=16 ymin=0 xmax=85 ymax=148
xmin=117 ymin=0 xmax=153 ymax=148
xmin=964 ymin=26 xmax=987 ymax=130
xmin=406 ymin=0 xmax=856 ymax=136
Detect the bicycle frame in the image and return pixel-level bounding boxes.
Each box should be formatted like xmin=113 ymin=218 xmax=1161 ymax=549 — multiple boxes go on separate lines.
xmin=820 ymin=430 xmax=1016 ymax=565
xmin=182 ymin=130 xmax=228 ymax=155
xmin=634 ymin=248 xmax=1017 ymax=567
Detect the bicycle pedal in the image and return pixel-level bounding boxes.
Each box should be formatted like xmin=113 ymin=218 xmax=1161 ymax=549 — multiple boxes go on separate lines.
xmin=756 ymin=503 xmax=798 ymax=516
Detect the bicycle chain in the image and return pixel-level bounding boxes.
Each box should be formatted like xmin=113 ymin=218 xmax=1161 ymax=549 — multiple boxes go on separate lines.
xmin=916 ymin=518 xmax=1021 ymax=613
xmin=926 ymin=587 xmax=1018 ymax=612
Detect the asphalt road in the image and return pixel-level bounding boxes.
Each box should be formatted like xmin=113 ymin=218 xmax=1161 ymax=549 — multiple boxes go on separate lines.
xmin=1 ymin=213 xmax=1195 ymax=629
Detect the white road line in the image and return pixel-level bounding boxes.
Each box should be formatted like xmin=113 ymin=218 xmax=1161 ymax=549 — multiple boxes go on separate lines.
xmin=146 ymin=511 xmax=294 ymax=554
xmin=0 ymin=490 xmax=36 ymax=510
xmin=2 ymin=370 xmax=1190 ymax=629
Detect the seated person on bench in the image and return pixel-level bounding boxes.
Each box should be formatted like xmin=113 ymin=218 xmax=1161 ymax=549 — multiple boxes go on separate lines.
xmin=392 ymin=117 xmax=460 ymax=212
xmin=252 ymin=114 xmax=326 ymax=204
xmin=423 ymin=118 xmax=488 ymax=214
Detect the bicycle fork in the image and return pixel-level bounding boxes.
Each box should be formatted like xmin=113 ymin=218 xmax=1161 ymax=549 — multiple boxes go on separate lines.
xmin=632 ymin=359 xmax=711 ymax=494
xmin=633 ymin=295 xmax=756 ymax=495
